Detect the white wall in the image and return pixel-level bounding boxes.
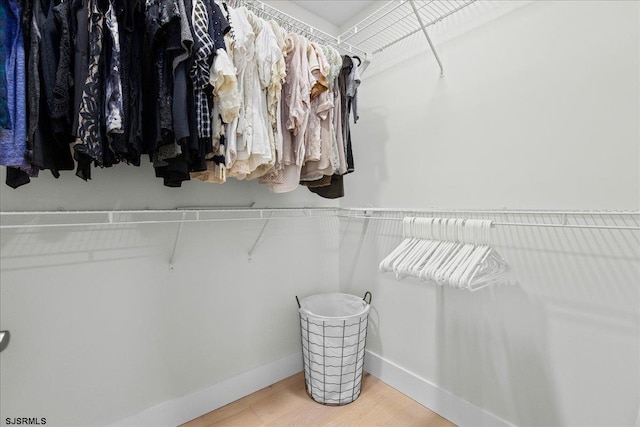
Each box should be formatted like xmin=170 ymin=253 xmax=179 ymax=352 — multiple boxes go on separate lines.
xmin=263 ymin=0 xmax=339 ymax=36
xmin=341 ymin=1 xmax=639 ymax=426
xmin=346 ymin=0 xmax=639 ymax=211
xmin=0 ymin=163 xmax=339 ymax=426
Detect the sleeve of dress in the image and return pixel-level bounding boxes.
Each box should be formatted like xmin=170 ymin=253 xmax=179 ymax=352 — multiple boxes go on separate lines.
xmin=348 ymin=62 xmax=362 ymax=123
xmin=253 ymin=21 xmax=272 ymax=91
xmin=264 ymin=26 xmax=286 ymax=125
xmin=286 ymin=35 xmax=309 ymax=136
xmin=210 ymin=48 xmax=241 ymax=124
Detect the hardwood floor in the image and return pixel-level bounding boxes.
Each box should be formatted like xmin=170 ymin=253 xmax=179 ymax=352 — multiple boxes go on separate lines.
xmin=181 ymin=372 xmax=455 ymax=427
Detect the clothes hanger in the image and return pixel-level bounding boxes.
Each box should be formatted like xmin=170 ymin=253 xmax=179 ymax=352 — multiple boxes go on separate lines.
xmin=435 ymin=219 xmax=471 ymax=285
xmin=396 ymin=238 xmax=426 ymax=279
xmin=420 ymin=218 xmax=462 ymax=283
xmin=466 ymin=247 xmax=509 ymax=291
xmin=446 ymin=219 xmax=485 ymax=287
xmin=409 ymin=218 xmax=440 ymax=278
xmin=380 ymin=217 xmax=509 ymax=291
xmin=451 ymin=220 xmax=489 ymax=288
xmin=424 ymin=218 xmax=455 ymax=282
xmin=379 ymin=217 xmax=417 ymax=273
xmin=397 ymin=217 xmax=439 ymax=279
xmin=457 ymin=220 xmax=509 ymax=291
xmin=394 ymin=218 xmax=429 ymax=279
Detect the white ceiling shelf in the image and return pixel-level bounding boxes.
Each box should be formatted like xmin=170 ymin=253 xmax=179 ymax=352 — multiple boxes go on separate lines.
xmin=338 ymin=0 xmax=477 ymax=55
xmin=226 ymin=0 xmax=370 ymax=57
xmin=225 ymin=0 xmax=478 ymax=72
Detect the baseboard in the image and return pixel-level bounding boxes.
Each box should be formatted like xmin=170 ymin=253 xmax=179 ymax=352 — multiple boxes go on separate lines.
xmin=364 ymin=350 xmax=515 ymax=427
xmin=108 ymin=352 xmax=303 ymax=427
xmin=109 ymin=350 xmax=512 ymax=427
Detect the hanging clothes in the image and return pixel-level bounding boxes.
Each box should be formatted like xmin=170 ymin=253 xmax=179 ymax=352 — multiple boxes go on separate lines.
xmin=191 ymin=0 xmax=214 ymax=141
xmin=23 ymin=0 xmax=74 ymax=179
xmin=190 ymin=5 xmax=238 ymax=184
xmin=258 ymin=19 xmax=291 ymax=188
xmin=1 ymin=0 xmax=35 ymax=189
xmin=308 ymin=54 xmax=360 ymax=199
xmin=225 ymin=6 xmax=273 ymax=180
xmin=242 ymin=9 xmax=285 ymax=181
xmin=0 ymin=0 xmax=27 ymax=168
xmin=110 ymin=0 xmax=144 ymax=165
xmin=0 ymin=0 xmax=9 ymax=130
xmin=144 ymin=0 xmax=193 ymax=187
xmin=71 ymin=0 xmax=87 ymax=136
xmin=73 ymin=0 xmax=106 ymax=179
xmin=340 ymin=54 xmax=355 ymax=174
xmin=299 ymin=42 xmax=336 ymax=183
xmin=51 ymin=0 xmax=73 ymax=135
xmin=263 ymin=32 xmax=311 ymax=193
xmin=189 ymin=0 xmax=235 ymax=184
xmin=322 ymin=45 xmax=344 ymax=175
xmin=104 ymin=1 xmax=124 ymax=138
xmin=0 ymin=0 xmax=361 ymax=194
xmin=0 ymin=0 xmax=13 ymax=129
xmin=170 ymin=0 xmax=193 ymax=149
xmin=302 ymin=41 xmax=331 ymax=165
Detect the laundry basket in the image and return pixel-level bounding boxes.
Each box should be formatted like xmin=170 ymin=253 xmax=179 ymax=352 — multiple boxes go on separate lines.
xmin=296 ymin=292 xmax=372 ymax=405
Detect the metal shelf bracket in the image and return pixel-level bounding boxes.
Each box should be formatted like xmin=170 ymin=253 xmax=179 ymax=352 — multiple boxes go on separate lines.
xmin=409 ymin=0 xmax=445 ymax=77
xmin=248 ymin=211 xmax=274 ymax=261
xmin=169 ymin=212 xmax=188 ymax=270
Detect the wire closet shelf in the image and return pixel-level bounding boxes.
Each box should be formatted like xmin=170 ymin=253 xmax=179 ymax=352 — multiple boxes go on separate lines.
xmin=0 ymin=208 xmax=337 ymax=229
xmin=0 ymin=208 xmax=638 ymax=230
xmin=225 ymin=0 xmax=369 ymax=57
xmin=338 ymin=0 xmax=477 ymax=55
xmin=223 ymin=0 xmax=478 ymax=67
xmin=339 ymin=208 xmax=640 ymax=231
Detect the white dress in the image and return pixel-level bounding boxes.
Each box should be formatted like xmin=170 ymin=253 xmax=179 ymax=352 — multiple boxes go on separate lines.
xmin=226 ymin=7 xmax=272 ymax=180
xmin=244 ymin=11 xmax=285 ymax=181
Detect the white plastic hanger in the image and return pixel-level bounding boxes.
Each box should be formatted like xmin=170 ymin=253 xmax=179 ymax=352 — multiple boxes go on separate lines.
xmin=448 ymin=219 xmax=485 ymax=288
xmin=379 ymin=217 xmax=416 ymax=272
xmin=455 ymin=220 xmax=509 ymax=291
xmin=379 ymin=216 xmax=509 ymax=291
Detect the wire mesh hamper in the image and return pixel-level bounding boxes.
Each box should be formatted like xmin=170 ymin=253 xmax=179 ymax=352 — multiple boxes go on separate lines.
xmin=296 ymin=292 xmax=372 ymax=405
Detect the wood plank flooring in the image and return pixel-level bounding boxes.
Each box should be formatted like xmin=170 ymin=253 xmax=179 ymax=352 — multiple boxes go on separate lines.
xmin=182 ymin=372 xmax=455 ymax=427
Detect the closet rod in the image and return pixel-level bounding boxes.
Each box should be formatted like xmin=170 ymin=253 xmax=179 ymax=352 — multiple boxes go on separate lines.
xmin=338 ymin=215 xmax=640 ymax=231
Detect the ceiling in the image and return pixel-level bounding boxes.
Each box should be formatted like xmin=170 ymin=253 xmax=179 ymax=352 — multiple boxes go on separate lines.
xmin=289 ymin=0 xmax=378 ymax=28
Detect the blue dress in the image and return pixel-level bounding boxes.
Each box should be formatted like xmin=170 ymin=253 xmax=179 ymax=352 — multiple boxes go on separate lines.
xmin=0 ymin=0 xmax=28 ymax=168
xmin=0 ymin=0 xmax=10 ymax=129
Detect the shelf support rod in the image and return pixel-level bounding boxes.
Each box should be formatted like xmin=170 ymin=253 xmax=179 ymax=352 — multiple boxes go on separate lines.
xmin=409 ymin=0 xmax=444 ymax=77
xmin=0 ymin=330 xmax=9 ymax=353
xmin=169 ymin=212 xmax=187 ymax=270
xmin=248 ymin=211 xmax=274 ymax=261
